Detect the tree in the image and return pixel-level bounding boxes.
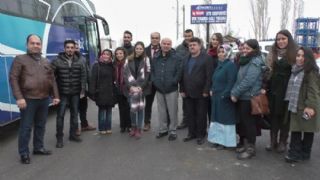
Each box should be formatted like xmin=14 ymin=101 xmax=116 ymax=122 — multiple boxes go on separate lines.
xmin=249 ymin=0 xmax=270 ymax=40
xmin=292 ymin=0 xmax=304 ymax=33
xmin=280 ymin=0 xmax=292 ymax=29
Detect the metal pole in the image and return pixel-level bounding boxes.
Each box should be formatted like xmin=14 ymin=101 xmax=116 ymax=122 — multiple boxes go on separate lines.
xmin=183 ymin=5 xmax=185 ymax=32
xmin=176 ymin=0 xmax=179 ymax=41
xmin=206 ymin=23 xmax=210 ymax=49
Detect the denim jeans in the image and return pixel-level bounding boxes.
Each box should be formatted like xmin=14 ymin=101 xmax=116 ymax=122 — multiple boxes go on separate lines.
xmin=98 ymin=106 xmax=112 ymax=131
xmin=130 ymin=109 xmax=144 ymax=129
xmin=18 ymin=98 xmax=49 ymax=156
xmin=56 ymin=94 xmax=80 ymax=139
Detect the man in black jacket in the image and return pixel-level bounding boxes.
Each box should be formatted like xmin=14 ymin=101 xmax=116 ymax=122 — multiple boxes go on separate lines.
xmin=144 ymin=32 xmax=161 ymax=131
xmin=122 ymin=30 xmax=134 ymax=55
xmin=51 ymin=40 xmax=86 ymax=148
xmin=180 ymin=37 xmax=213 ymax=145
xmin=152 ymin=38 xmax=182 ymax=141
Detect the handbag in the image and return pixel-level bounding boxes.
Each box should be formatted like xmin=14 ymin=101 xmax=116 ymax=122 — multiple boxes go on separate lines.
xmin=250 ymin=94 xmax=270 ymax=116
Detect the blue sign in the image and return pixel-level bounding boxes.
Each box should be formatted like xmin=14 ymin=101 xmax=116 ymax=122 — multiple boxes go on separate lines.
xmin=191 ymin=4 xmax=227 ymax=24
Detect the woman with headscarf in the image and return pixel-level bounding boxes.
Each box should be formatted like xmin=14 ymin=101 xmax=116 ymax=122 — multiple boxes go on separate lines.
xmin=231 ymin=39 xmax=265 ymax=159
xmin=284 ymin=47 xmax=320 ymax=163
xmin=265 ymin=30 xmax=298 ymax=153
xmin=208 ymin=45 xmax=238 ymax=149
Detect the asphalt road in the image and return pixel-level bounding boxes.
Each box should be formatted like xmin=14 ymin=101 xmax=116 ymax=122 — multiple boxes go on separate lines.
xmin=1 ymin=99 xmax=320 ymax=180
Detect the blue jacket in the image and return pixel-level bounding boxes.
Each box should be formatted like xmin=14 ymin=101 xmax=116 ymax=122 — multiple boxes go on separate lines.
xmin=231 ymin=55 xmax=264 ymax=100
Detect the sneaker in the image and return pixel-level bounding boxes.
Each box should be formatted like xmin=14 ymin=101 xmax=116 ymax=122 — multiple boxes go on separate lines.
xmin=56 ymin=140 xmax=64 ymax=148
xmin=129 ymin=128 xmax=136 ymax=137
xmin=75 ymin=129 xmax=81 ymax=136
xmin=135 ymin=129 xmax=142 ymax=139
xmin=106 ymin=130 xmax=112 ymax=134
xmin=100 ymin=131 xmax=107 ymax=135
xmin=81 ymin=124 xmax=96 ymax=131
xmin=143 ymin=123 xmax=151 ymax=131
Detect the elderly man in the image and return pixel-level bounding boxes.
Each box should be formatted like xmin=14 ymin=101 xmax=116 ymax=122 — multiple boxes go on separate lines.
xmin=151 ymin=38 xmax=182 ymax=141
xmin=10 ymin=34 xmax=60 ymax=164
xmin=144 ymin=32 xmax=161 ymax=131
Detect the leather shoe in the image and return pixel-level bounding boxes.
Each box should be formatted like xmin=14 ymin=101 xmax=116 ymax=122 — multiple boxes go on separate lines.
xmin=69 ymin=136 xmax=82 ymax=142
xmin=285 ymin=155 xmax=301 ymax=163
xmin=177 ymin=123 xmax=187 ymax=130
xmin=156 ymin=131 xmax=168 ymax=139
xmin=20 ymin=155 xmax=30 ymax=164
xmin=183 ymin=135 xmax=196 ymax=142
xmin=81 ymin=124 xmax=96 ymax=131
xmin=33 ymin=148 xmax=52 ymax=155
xmin=56 ymin=140 xmax=64 ymax=148
xmin=197 ymin=138 xmax=205 ymax=145
xmin=168 ymin=134 xmax=177 ymax=141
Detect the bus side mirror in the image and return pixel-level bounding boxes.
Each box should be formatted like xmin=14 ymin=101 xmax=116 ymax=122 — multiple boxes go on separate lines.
xmin=102 ymin=21 xmax=109 ymax=36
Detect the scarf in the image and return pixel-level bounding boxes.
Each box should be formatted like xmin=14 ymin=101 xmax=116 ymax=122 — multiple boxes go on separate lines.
xmin=285 ymin=64 xmax=304 ymax=113
xmin=125 ymin=57 xmax=150 ymax=112
xmin=207 ymin=47 xmax=218 ymax=58
xmin=239 ymin=56 xmax=251 ymax=66
xmin=115 ymin=60 xmax=125 ymax=93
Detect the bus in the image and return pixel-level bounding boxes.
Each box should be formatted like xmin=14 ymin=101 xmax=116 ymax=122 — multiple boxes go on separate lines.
xmin=0 ymin=0 xmax=109 ymax=126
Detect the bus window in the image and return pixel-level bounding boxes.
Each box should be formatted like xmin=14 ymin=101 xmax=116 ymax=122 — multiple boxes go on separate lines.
xmin=85 ymin=19 xmax=100 ymax=63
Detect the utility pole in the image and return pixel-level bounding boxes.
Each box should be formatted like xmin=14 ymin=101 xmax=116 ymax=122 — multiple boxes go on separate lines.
xmin=176 ymin=0 xmax=179 ymax=41
xmin=183 ymin=5 xmax=185 ymax=32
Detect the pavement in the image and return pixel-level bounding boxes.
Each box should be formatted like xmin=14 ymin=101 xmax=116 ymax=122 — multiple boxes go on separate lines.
xmin=0 ymin=99 xmax=320 ymax=180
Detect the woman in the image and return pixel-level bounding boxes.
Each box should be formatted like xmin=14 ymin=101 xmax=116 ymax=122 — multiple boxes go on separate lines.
xmin=266 ymin=29 xmax=297 ymax=153
xmin=89 ymin=49 xmax=115 ymax=135
xmin=231 ymin=39 xmax=265 ymax=160
xmin=114 ymin=47 xmax=131 ymax=133
xmin=284 ymin=47 xmax=320 ymax=163
xmin=208 ymin=45 xmax=237 ymax=149
xmin=123 ymin=41 xmax=151 ymax=139
xmin=207 ymin=32 xmax=224 ymax=121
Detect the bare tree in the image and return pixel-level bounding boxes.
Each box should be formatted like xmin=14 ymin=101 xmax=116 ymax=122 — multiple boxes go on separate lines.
xmin=249 ymin=0 xmax=270 ymax=40
xmin=292 ymin=0 xmax=304 ymax=34
xmin=280 ymin=0 xmax=292 ymax=29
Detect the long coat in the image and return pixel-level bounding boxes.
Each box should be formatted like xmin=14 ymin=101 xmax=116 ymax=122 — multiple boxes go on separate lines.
xmin=89 ymin=61 xmax=115 ymax=107
xmin=269 ymin=57 xmax=292 ymax=117
xmin=290 ymin=70 xmax=320 ymax=132
xmin=211 ymin=60 xmax=237 ymax=125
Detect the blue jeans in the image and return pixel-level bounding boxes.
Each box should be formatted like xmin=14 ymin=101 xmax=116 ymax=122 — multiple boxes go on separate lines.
xmin=56 ymin=94 xmax=79 ymax=139
xmin=98 ymin=106 xmax=112 ymax=131
xmin=18 ymin=98 xmax=49 ymax=156
xmin=130 ymin=109 xmax=144 ymax=129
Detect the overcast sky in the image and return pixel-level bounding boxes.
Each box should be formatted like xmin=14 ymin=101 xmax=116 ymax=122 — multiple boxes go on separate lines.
xmin=90 ymin=0 xmax=319 ymax=46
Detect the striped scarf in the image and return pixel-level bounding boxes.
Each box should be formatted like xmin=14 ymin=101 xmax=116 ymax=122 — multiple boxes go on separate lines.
xmin=126 ymin=58 xmax=150 ymax=112
xmin=285 ymin=65 xmax=304 ymax=113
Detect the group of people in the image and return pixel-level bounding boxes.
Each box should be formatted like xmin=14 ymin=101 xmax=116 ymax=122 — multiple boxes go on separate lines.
xmin=9 ymin=28 xmax=320 ymax=165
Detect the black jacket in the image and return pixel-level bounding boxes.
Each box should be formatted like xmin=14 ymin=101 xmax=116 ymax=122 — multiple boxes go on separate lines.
xmin=51 ymin=53 xmax=86 ymax=95
xmin=151 ymin=50 xmax=182 ymax=94
xmin=89 ymin=61 xmax=115 ymax=106
xmin=180 ymin=52 xmax=213 ymax=98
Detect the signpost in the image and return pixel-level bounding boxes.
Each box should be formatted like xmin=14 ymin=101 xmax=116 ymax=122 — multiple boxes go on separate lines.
xmin=191 ymin=4 xmax=227 ymax=48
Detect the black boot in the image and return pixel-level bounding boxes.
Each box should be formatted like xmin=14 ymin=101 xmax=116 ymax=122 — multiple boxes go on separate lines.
xmin=301 ymin=132 xmax=314 ymax=160
xmin=237 ymin=144 xmax=256 ymax=160
xmin=265 ymin=131 xmax=278 ymax=152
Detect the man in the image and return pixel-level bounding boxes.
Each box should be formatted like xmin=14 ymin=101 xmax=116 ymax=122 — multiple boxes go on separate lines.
xmin=51 ymin=40 xmax=86 ymax=148
xmin=175 ymin=29 xmax=194 ymax=129
xmin=152 ymin=38 xmax=182 ymax=141
xmin=180 ymin=37 xmax=213 ymax=145
xmin=10 ymin=34 xmax=60 ymax=164
xmin=75 ymin=43 xmax=96 ymax=136
xmin=144 ymin=32 xmax=161 ymax=131
xmin=122 ymin=30 xmax=134 ymax=55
